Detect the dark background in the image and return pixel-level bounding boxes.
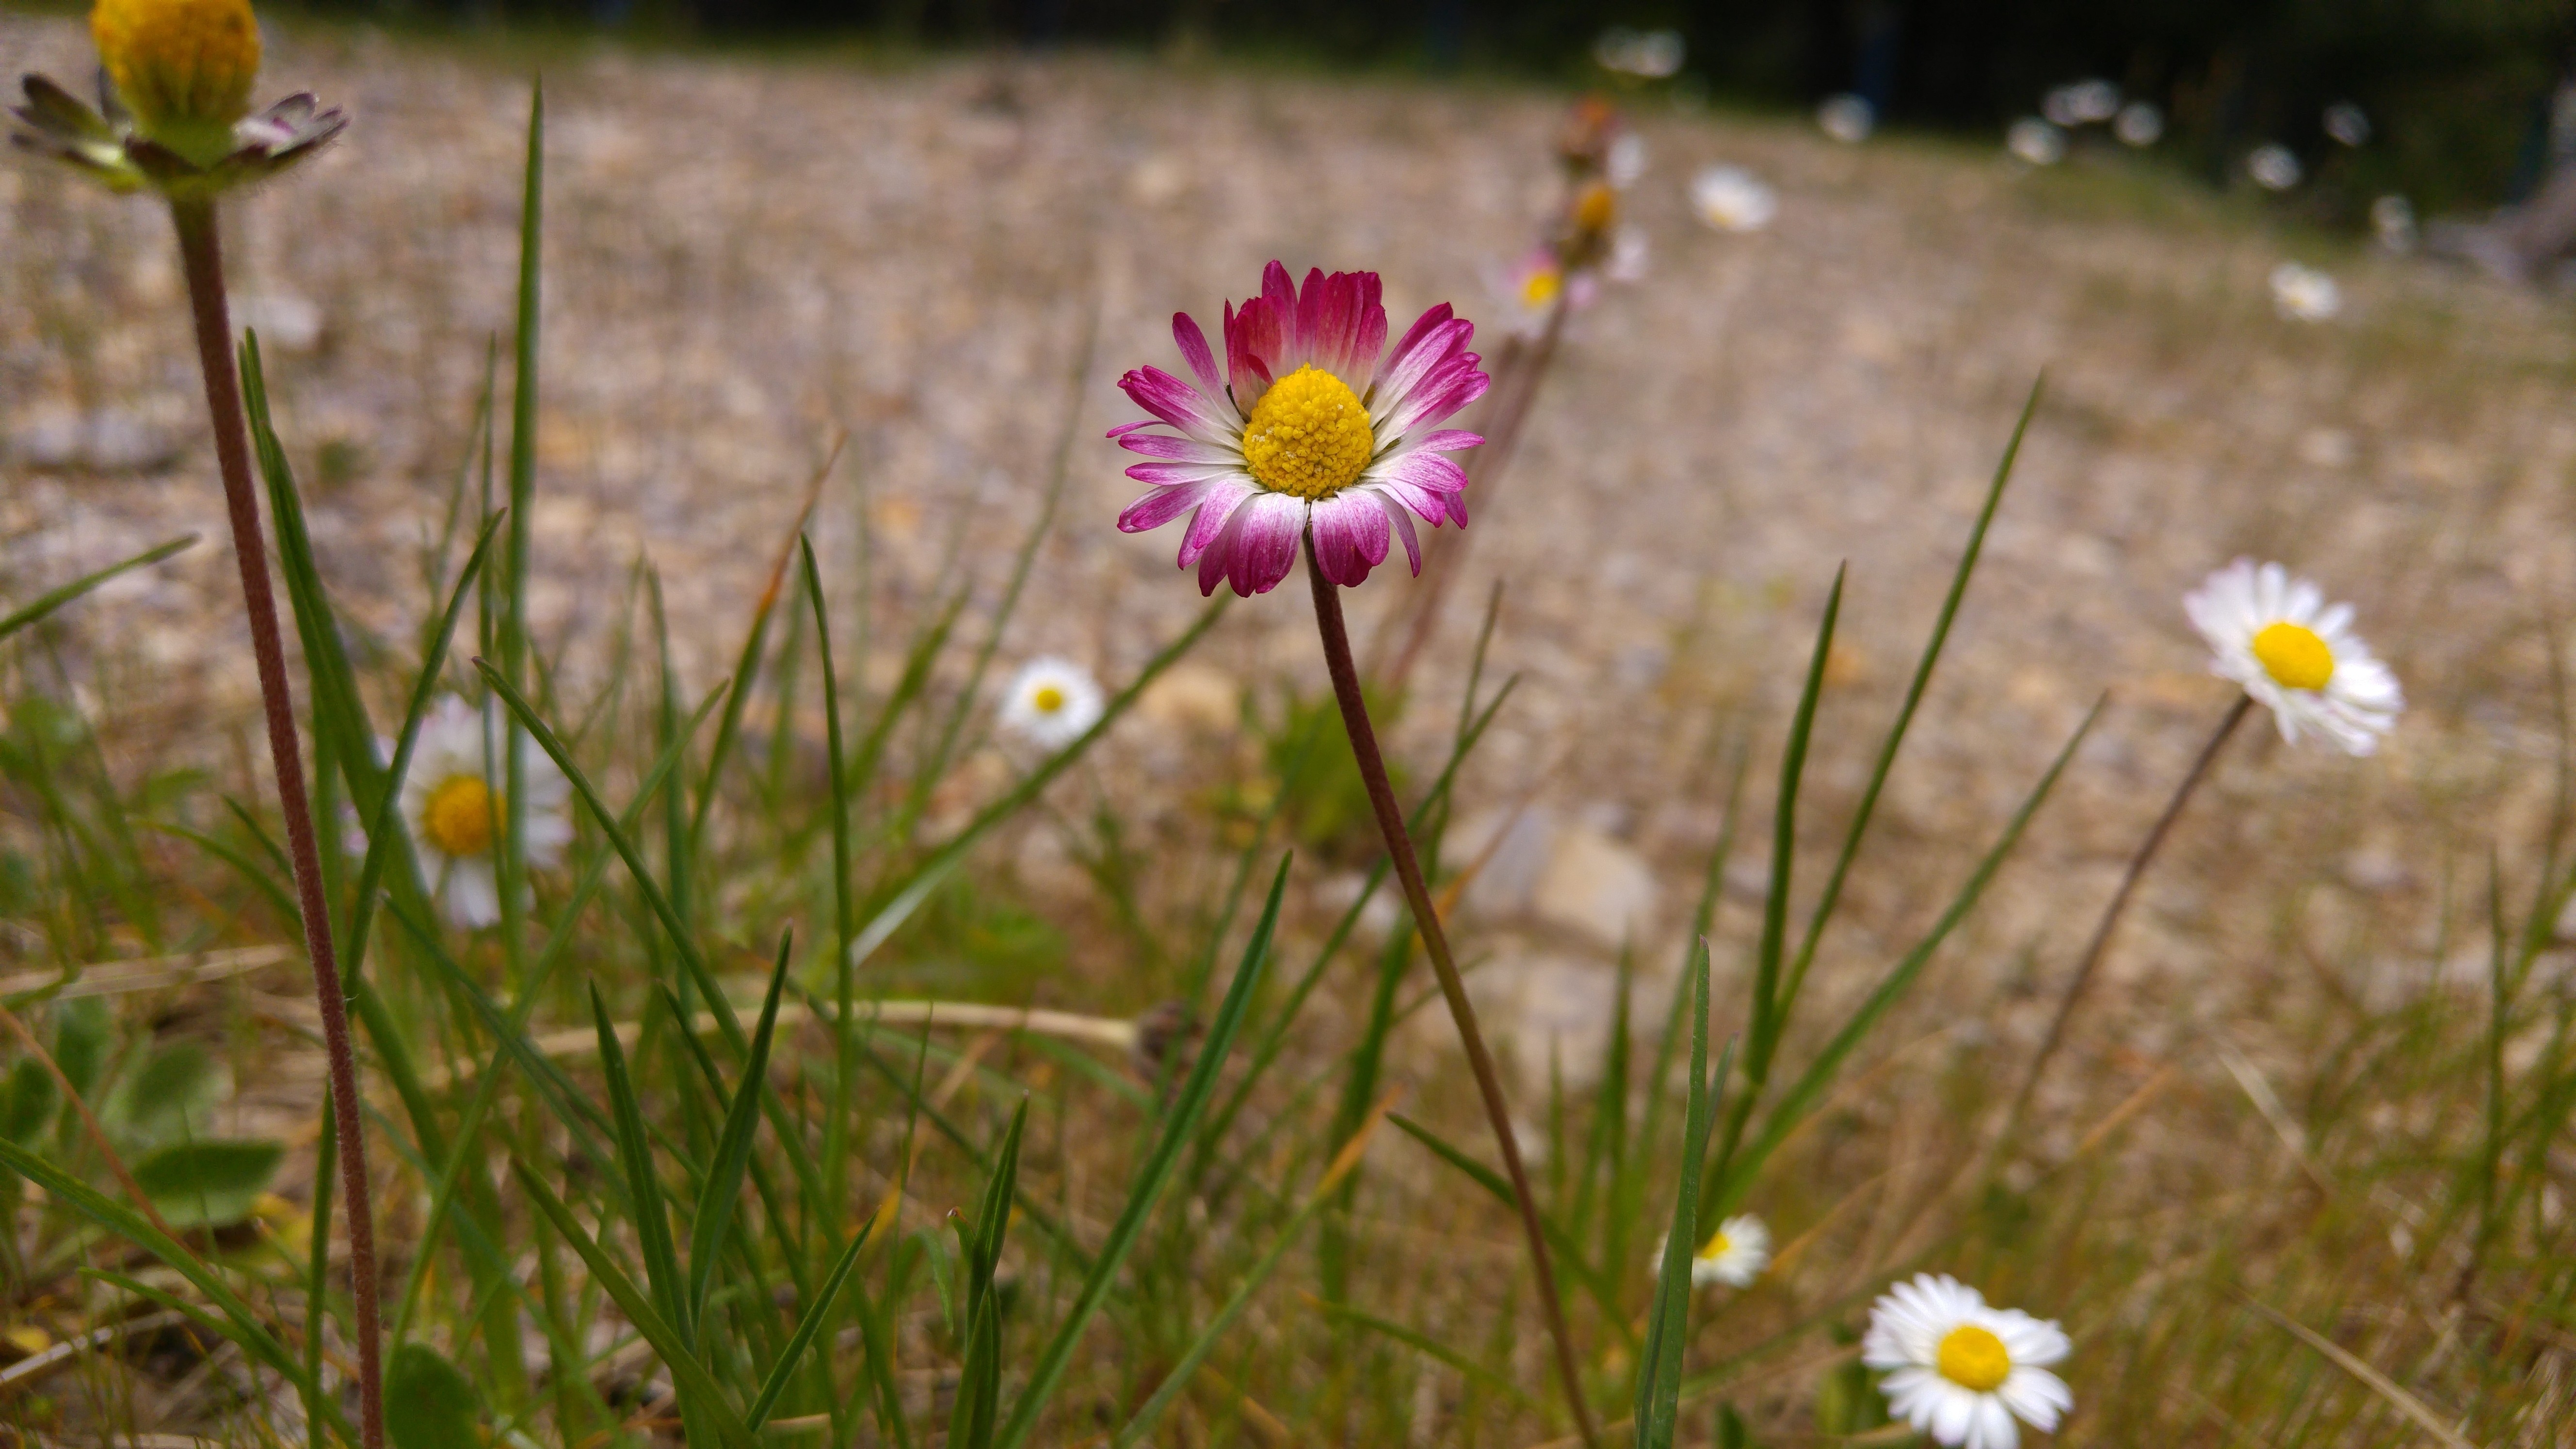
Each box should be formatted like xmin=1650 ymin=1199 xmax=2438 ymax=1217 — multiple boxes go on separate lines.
xmin=336 ymin=0 xmax=2573 ymax=214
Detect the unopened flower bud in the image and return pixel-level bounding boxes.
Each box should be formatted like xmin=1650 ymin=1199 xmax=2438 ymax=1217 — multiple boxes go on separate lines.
xmin=91 ymin=0 xmax=260 ymax=162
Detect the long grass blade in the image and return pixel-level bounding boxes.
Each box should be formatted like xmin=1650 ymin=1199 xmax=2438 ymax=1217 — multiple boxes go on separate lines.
xmin=745 ymin=1210 xmax=878 ymax=1429
xmin=688 ymin=929 xmax=796 ymax=1323
xmin=0 ymin=534 xmax=195 ymax=643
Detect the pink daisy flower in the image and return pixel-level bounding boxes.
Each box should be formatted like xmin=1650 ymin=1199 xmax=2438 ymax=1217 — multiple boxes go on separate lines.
xmin=1112 ymin=261 xmax=1490 ymax=596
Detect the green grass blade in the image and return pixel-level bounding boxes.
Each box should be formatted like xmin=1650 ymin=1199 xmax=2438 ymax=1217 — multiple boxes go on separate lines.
xmin=801 ymin=533 xmax=862 ymax=1228
xmin=1382 ymin=1110 xmax=1632 ymax=1340
xmin=688 ymin=929 xmax=795 ymax=1323
xmin=510 ymin=1160 xmax=755 ymax=1447
xmin=991 ymin=853 xmax=1289 ymax=1449
xmin=950 ymin=1098 xmax=1030 ymax=1449
xmin=1638 ymin=947 xmax=1724 ymax=1449
xmin=0 ymin=534 xmax=195 ymax=643
xmin=1751 ymin=565 xmax=1843 ymax=1078
xmin=501 ymin=76 xmax=541 ymax=695
xmin=1776 ymin=377 xmax=2039 ymax=1024
xmin=745 ymin=1210 xmax=877 ymax=1430
xmin=1720 ymin=694 xmax=2104 ymax=1215
xmin=592 ymin=982 xmax=692 ymax=1344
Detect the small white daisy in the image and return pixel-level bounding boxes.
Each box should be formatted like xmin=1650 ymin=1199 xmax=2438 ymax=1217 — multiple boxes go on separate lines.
xmin=2268 ymin=262 xmax=2341 ymax=322
xmin=2112 ymin=102 xmax=2163 ymax=147
xmin=1690 ymin=164 xmax=1777 ymax=233
xmin=998 ymin=657 xmax=1104 ymax=750
xmin=1864 ymin=1274 xmax=2072 ymax=1449
xmin=2006 ymin=118 xmax=2065 ymax=166
xmin=2184 ymin=559 xmax=2401 ymax=755
xmin=1690 ymin=1213 xmax=1770 ymax=1288
xmin=2247 ymin=143 xmax=2303 ymax=191
xmin=1606 ymin=129 xmax=1649 ymax=189
xmin=397 ymin=695 xmax=572 ymax=929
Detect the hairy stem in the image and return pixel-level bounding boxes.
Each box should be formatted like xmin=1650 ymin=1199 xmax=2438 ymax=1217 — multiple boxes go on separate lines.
xmin=2005 ymin=692 xmax=2253 ymax=1139
xmin=172 ymin=196 xmax=384 ymax=1449
xmin=1304 ymin=533 xmax=1599 ymax=1449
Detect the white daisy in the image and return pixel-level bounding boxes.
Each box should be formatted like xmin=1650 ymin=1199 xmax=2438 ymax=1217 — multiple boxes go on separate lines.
xmin=2268 ymin=262 xmax=2340 ymax=322
xmin=2184 ymin=559 xmax=2401 ymax=755
xmin=2247 ymin=143 xmax=2303 ymax=191
xmin=2006 ymin=118 xmax=2065 ymax=166
xmin=2112 ymin=102 xmax=2163 ymax=147
xmin=1690 ymin=165 xmax=1776 ymax=233
xmin=1864 ymin=1274 xmax=2073 ymax=1449
xmin=1690 ymin=1213 xmax=1770 ymax=1288
xmin=397 ymin=694 xmax=572 ymax=929
xmin=998 ymin=657 xmax=1104 ymax=750
xmin=1606 ymin=129 xmax=1649 ymax=189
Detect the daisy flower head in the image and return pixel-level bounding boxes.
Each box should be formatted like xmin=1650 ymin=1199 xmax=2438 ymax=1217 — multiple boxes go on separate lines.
xmin=2184 ymin=559 xmax=2401 ymax=754
xmin=398 ymin=695 xmax=572 ymax=929
xmin=1690 ymin=164 xmax=1777 ymax=233
xmin=1112 ymin=262 xmax=1488 ymax=597
xmin=2268 ymin=262 xmax=2341 ymax=322
xmin=998 ymin=656 xmax=1104 ymax=750
xmin=1864 ymin=1274 xmax=2072 ymax=1449
xmin=1690 ymin=1213 xmax=1770 ymax=1288
xmin=1492 ymin=248 xmax=1599 ymax=338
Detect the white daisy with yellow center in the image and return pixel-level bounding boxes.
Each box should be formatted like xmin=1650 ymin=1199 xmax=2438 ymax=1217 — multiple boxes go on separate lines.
xmin=998 ymin=657 xmax=1104 ymax=750
xmin=1690 ymin=1212 xmax=1770 ymax=1288
xmin=2184 ymin=559 xmax=2401 ymax=755
xmin=396 ymin=694 xmax=572 ymax=929
xmin=1864 ymin=1273 xmax=2072 ymax=1449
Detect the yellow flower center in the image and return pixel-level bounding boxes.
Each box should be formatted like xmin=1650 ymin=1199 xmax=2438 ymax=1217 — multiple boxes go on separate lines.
xmin=1521 ymin=267 xmax=1564 ymax=308
xmin=1032 ymin=685 xmax=1066 ymax=714
xmin=1936 ymin=1324 xmax=2012 ymax=1393
xmin=1700 ymin=1231 xmax=1730 ymax=1259
xmin=2252 ymin=621 xmax=2335 ymax=692
xmin=1240 ymin=366 xmax=1374 ymax=501
xmin=421 ymin=775 xmax=499 ymax=860
xmin=91 ymin=0 xmax=261 ymax=155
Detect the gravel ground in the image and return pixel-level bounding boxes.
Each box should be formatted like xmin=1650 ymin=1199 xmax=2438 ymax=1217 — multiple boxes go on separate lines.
xmin=7 ymin=12 xmax=2574 ymax=1101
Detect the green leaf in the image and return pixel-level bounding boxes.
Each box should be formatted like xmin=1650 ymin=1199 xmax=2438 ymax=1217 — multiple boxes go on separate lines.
xmin=745 ymin=1209 xmax=877 ymax=1430
xmin=687 ymin=928 xmax=795 ymax=1323
xmin=104 ymin=1041 xmax=219 ymax=1149
xmin=592 ymin=982 xmax=690 ymax=1345
xmin=0 ymin=534 xmax=195 ymax=643
xmin=132 ymin=1139 xmax=284 ymax=1229
xmin=950 ymin=1098 xmax=1029 ymax=1449
xmin=1637 ymin=946 xmax=1725 ymax=1449
xmin=51 ymin=996 xmax=110 ymax=1100
xmin=386 ymin=1343 xmax=485 ymax=1449
xmin=1 ymin=1057 xmax=56 ymax=1144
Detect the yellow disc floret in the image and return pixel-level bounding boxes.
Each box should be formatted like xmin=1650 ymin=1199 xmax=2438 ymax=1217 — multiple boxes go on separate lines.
xmin=1032 ymin=685 xmax=1066 ymax=714
xmin=421 ymin=774 xmax=499 ymax=860
xmin=92 ymin=0 xmax=260 ymax=158
xmin=1521 ymin=267 xmax=1564 ymax=308
xmin=1700 ymin=1230 xmax=1730 ymax=1258
xmin=2252 ymin=621 xmax=2335 ymax=692
xmin=1936 ymin=1324 xmax=2012 ymax=1393
xmin=1241 ymin=366 xmax=1374 ymax=500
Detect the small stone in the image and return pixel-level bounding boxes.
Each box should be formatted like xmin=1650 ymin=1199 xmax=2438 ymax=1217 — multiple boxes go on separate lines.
xmin=237 ymin=290 xmax=325 ymax=354
xmin=1137 ymin=661 xmax=1239 ymax=735
xmin=1533 ymin=822 xmax=1658 ymax=949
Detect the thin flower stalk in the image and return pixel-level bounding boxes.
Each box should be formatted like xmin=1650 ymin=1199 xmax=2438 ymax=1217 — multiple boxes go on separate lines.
xmin=1305 ymin=531 xmax=1600 ymax=1449
xmin=172 ymin=195 xmax=385 ymax=1449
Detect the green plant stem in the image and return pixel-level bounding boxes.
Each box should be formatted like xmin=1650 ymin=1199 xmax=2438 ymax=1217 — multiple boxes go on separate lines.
xmin=171 ymin=195 xmax=383 ymax=1449
xmin=1303 ymin=531 xmax=1598 ymax=1449
xmin=2004 ymin=691 xmax=2253 ymax=1140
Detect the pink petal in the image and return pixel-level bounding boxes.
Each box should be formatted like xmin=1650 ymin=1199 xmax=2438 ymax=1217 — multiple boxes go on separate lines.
xmin=1375 ymin=316 xmax=1474 ymax=418
xmin=1207 ymin=490 xmax=1304 ymax=596
xmin=1179 ymin=476 xmax=1259 ymax=565
xmin=1173 ymin=311 xmax=1224 ymax=396
xmin=1310 ymin=490 xmax=1391 ymax=587
xmin=1119 ymin=475 xmax=1224 ymax=535
xmin=1124 ymin=461 xmax=1244 ymax=487
xmin=1379 ymin=492 xmax=1423 ymax=574
xmin=1117 ymin=366 xmax=1237 ymax=441
xmin=1117 ymin=431 xmax=1237 ymax=462
xmin=1380 ymin=448 xmax=1470 ymax=496
xmin=1412 ymin=428 xmax=1483 ymax=453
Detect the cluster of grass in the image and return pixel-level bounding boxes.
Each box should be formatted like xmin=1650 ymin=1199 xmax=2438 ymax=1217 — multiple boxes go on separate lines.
xmin=3 ymin=69 xmax=2572 ymax=1449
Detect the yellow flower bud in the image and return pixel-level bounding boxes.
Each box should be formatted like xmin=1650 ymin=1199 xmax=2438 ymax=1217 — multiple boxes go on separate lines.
xmin=91 ymin=0 xmax=261 ymax=161
xmin=1573 ymin=181 xmax=1617 ymax=237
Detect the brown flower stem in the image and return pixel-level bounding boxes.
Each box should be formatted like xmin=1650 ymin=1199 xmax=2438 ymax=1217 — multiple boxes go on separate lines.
xmin=1304 ymin=532 xmax=1599 ymax=1449
xmin=2003 ymin=692 xmax=2253 ymax=1143
xmin=171 ymin=195 xmax=384 ymax=1449
xmin=1377 ymin=290 xmax=1568 ymax=692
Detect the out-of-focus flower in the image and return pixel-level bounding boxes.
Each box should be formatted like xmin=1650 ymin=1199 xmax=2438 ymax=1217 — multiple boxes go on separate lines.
xmin=1604 ymin=225 xmax=1648 ymax=282
xmin=1864 ymin=1274 xmax=2073 ymax=1449
xmin=998 ymin=657 xmax=1104 ymax=749
xmin=2247 ymin=143 xmax=2303 ymax=191
xmin=1492 ymin=249 xmax=1584 ymax=337
xmin=2042 ymin=79 xmax=2120 ymax=128
xmin=2323 ymin=101 xmax=2371 ymax=147
xmin=1689 ymin=163 xmax=1776 ymax=232
xmin=2185 ymin=559 xmax=2400 ymax=755
xmin=2006 ymin=118 xmax=2065 ymax=166
xmin=2267 ymin=261 xmax=2340 ymax=322
xmin=1112 ymin=262 xmax=1488 ymax=596
xmin=2113 ymin=101 xmax=2163 ymax=147
xmin=2371 ymin=194 xmax=2417 ymax=253
xmin=1606 ymin=129 xmax=1647 ymax=189
xmin=1690 ymin=1214 xmax=1770 ymax=1288
xmin=10 ymin=0 xmax=343 ymax=197
xmin=399 ymin=695 xmax=573 ymax=929
xmin=1817 ymin=93 xmax=1875 ymax=144
xmin=1594 ymin=26 xmax=1685 ymax=80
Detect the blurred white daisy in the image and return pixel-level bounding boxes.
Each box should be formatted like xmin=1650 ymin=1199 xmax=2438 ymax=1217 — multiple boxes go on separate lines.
xmin=1817 ymin=93 xmax=1874 ymax=144
xmin=1491 ymin=249 xmax=1590 ymax=337
xmin=1605 ymin=225 xmax=1650 ymax=282
xmin=2323 ymin=101 xmax=2371 ymax=147
xmin=2247 ymin=143 xmax=2303 ymax=190
xmin=1691 ymin=1213 xmax=1770 ymax=1288
xmin=2184 ymin=559 xmax=2401 ymax=755
xmin=2112 ymin=102 xmax=2163 ymax=147
xmin=2268 ymin=261 xmax=2340 ymax=322
xmin=2042 ymin=79 xmax=2119 ymax=128
xmin=2371 ymin=194 xmax=2416 ymax=252
xmin=1864 ymin=1274 xmax=2072 ymax=1449
xmin=1594 ymin=27 xmax=1685 ymax=80
xmin=1690 ymin=164 xmax=1776 ymax=232
xmin=998 ymin=657 xmax=1104 ymax=749
xmin=2006 ymin=118 xmax=2065 ymax=166
xmin=1606 ymin=130 xmax=1648 ymax=189
xmin=399 ymin=695 xmax=572 ymax=929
